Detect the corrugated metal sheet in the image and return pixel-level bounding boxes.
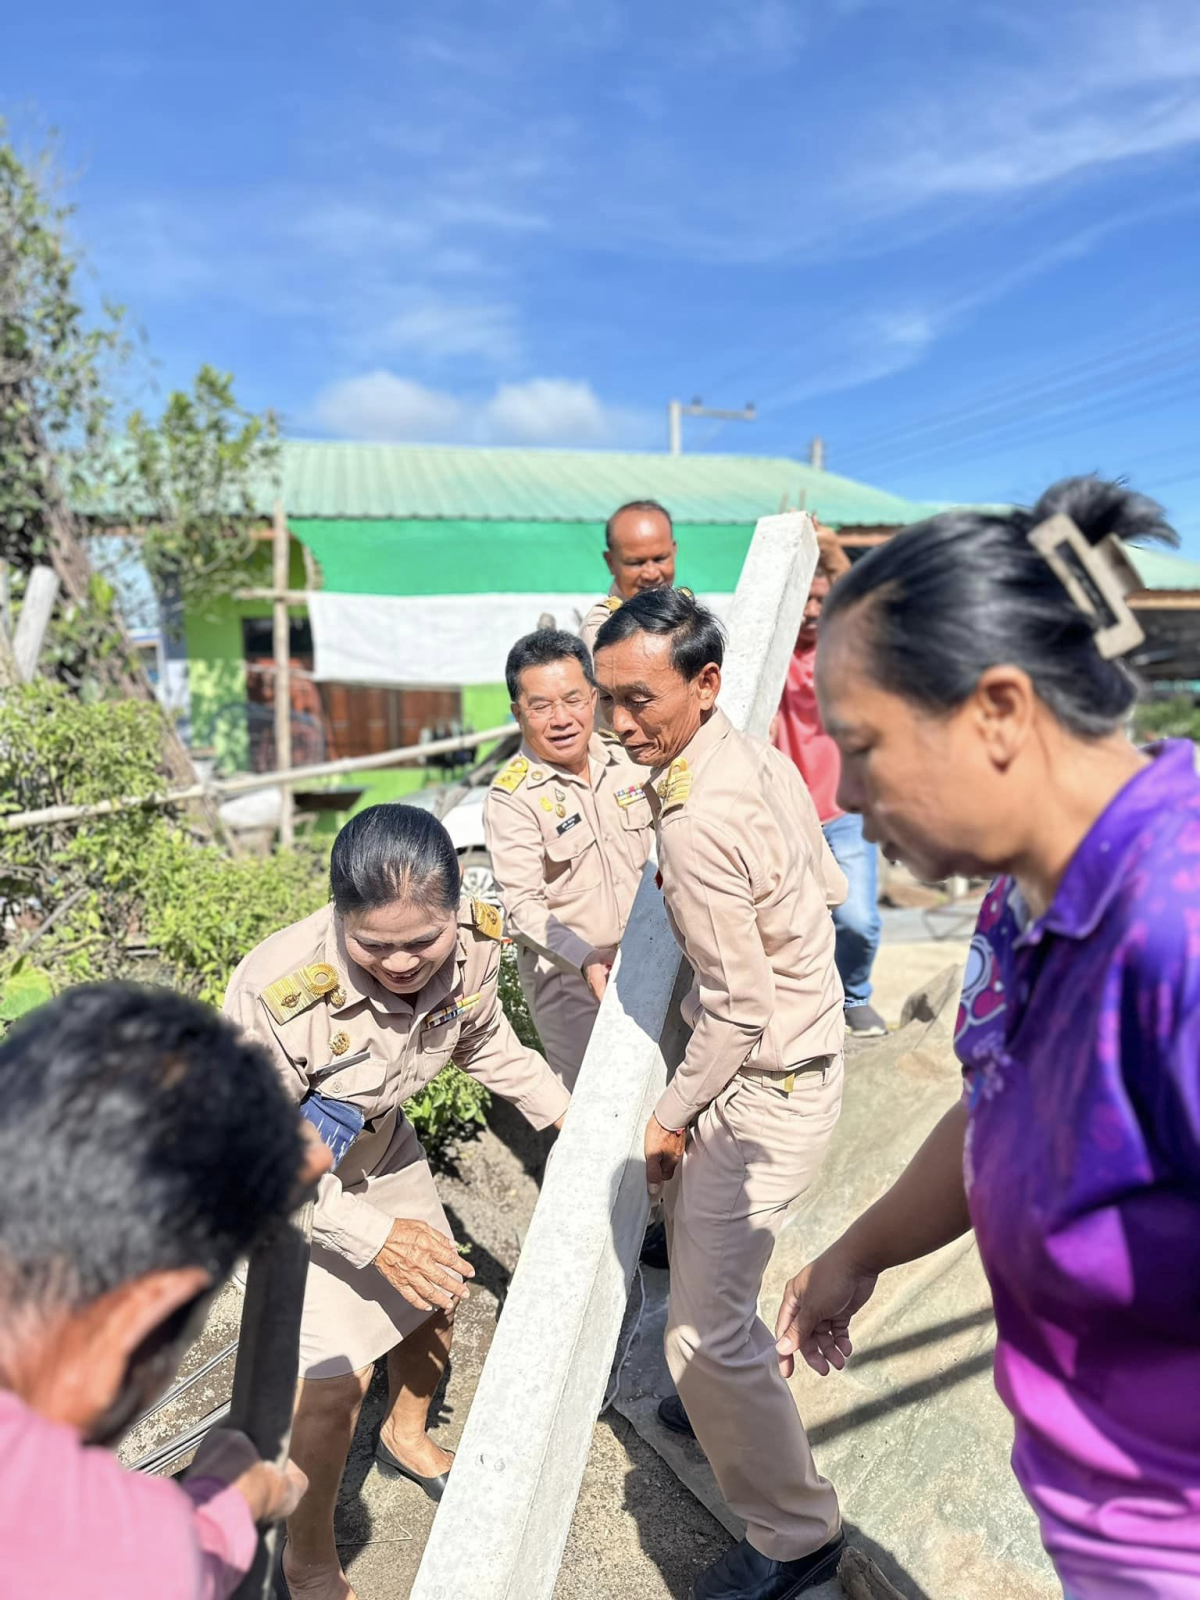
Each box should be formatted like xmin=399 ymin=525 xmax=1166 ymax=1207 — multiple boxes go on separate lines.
xmin=272 ymin=441 xmax=940 ymax=527
xmin=1128 ymin=545 xmax=1200 ymax=593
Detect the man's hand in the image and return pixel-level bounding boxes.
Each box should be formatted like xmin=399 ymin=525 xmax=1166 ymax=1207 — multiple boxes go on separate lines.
xmin=644 ymin=1114 xmax=686 ymax=1192
xmin=187 ymin=1428 xmax=308 ymax=1525
xmin=582 ymin=946 xmax=618 ymax=1002
xmin=373 ymin=1218 xmax=475 ymax=1313
xmin=774 ymin=1245 xmax=878 ymax=1379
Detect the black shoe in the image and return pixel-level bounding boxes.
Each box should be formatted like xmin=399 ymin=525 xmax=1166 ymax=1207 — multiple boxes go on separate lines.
xmin=691 ymin=1534 xmax=846 ymax=1599
xmin=845 ymin=1004 xmax=887 ymax=1037
xmin=640 ymin=1220 xmax=670 ymax=1270
xmin=374 ymin=1435 xmax=454 ymax=1501
xmin=657 ymin=1393 xmax=696 ymax=1438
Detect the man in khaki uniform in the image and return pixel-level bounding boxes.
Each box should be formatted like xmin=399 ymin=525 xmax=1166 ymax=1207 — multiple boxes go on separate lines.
xmin=484 ymin=629 xmax=653 ymax=1089
xmin=579 ymin=498 xmax=678 ymax=652
xmin=593 ymin=588 xmax=848 ymax=1600
xmin=226 ymin=812 xmax=568 ymax=1600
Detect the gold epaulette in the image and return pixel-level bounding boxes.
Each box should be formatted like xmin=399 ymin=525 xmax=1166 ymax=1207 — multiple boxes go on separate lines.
xmin=603 ymin=595 xmax=622 ymax=613
xmin=261 ymin=962 xmax=342 ymax=1025
xmin=492 ymin=754 xmax=530 ymax=794
xmin=677 ymin=586 xmax=694 ymax=599
xmin=470 ymin=898 xmax=504 ymax=941
xmin=656 ymin=757 xmax=691 ymax=813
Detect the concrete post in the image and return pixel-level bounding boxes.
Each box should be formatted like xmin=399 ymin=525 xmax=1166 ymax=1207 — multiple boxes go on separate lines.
xmin=411 ymin=513 xmax=818 ymax=1600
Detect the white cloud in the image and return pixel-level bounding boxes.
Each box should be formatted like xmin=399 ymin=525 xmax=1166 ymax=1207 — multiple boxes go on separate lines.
xmin=483 ymin=379 xmax=615 ymax=443
xmin=850 ymin=2 xmax=1200 ymax=217
xmin=685 ymin=0 xmax=807 ymax=66
xmin=313 ymin=372 xmax=464 ymax=441
xmin=381 ymin=300 xmax=522 ymax=364
xmin=311 ymin=371 xmax=654 ymax=448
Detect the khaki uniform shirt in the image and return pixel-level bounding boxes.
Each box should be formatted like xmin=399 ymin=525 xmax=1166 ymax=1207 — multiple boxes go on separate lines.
xmin=483 ymin=736 xmax=654 ymax=971
xmin=578 ymin=582 xmax=623 ymax=655
xmin=224 ymin=899 xmax=570 ymax=1270
xmin=646 ymin=708 xmax=847 ymax=1131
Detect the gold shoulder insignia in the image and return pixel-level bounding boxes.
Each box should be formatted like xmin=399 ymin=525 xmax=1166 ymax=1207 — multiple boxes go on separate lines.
xmin=470 ymin=898 xmax=504 ymax=941
xmin=676 ymin=586 xmax=694 ymax=600
xmin=261 ymin=962 xmax=341 ymax=1026
xmin=656 ymin=757 xmax=692 ymax=813
xmin=492 ymin=755 xmax=529 ymax=794
xmin=603 ymin=595 xmax=623 ymax=613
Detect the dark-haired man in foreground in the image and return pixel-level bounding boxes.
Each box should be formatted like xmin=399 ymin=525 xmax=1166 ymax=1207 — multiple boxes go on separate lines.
xmin=0 ymin=983 xmax=327 ymax=1600
xmin=593 ymin=589 xmax=848 ymax=1600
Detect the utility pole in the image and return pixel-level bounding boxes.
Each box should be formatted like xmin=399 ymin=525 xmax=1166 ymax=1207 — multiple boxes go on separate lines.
xmin=666 ymin=397 xmax=756 ymax=455
xmin=272 ymin=499 xmax=295 ymax=848
xmin=808 ymin=436 xmax=825 ymax=471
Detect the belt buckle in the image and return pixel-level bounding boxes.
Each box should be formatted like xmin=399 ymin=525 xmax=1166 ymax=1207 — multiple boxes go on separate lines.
xmin=781 ymin=1071 xmax=795 ymax=1094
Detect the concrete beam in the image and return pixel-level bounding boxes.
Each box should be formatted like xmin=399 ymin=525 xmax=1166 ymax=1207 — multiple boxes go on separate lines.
xmin=411 ymin=513 xmax=818 ymax=1600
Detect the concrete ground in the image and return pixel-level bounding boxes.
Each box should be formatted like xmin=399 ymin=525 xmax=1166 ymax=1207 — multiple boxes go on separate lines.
xmin=868 ymin=903 xmax=976 ymax=1028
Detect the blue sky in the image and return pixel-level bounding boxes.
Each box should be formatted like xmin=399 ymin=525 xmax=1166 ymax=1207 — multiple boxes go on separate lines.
xmin=5 ymin=0 xmax=1200 ymax=550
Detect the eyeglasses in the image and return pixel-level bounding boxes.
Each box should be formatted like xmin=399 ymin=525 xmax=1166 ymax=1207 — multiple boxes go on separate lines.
xmin=522 ymin=693 xmax=593 ymax=722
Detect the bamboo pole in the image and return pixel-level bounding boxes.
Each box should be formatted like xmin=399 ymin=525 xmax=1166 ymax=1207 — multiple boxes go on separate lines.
xmin=272 ymin=501 xmax=294 ymax=847
xmin=227 ymin=1201 xmax=315 ymax=1600
xmin=0 ymin=722 xmax=513 ymax=831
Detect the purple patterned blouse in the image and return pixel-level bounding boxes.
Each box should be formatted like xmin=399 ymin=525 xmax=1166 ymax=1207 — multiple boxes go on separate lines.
xmin=955 ymin=741 xmax=1200 ymax=1600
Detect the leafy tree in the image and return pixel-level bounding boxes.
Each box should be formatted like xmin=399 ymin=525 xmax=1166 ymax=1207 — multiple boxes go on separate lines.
xmin=1 ymin=125 xmax=276 ymax=693
xmin=126 ymin=364 xmax=279 ymax=613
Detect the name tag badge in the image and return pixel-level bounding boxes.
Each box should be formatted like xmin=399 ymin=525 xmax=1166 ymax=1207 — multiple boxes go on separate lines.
xmin=556 ymin=813 xmax=582 ymax=836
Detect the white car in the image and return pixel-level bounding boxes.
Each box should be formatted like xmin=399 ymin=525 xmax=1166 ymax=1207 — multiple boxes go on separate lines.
xmin=404 ymin=732 xmax=522 ymax=906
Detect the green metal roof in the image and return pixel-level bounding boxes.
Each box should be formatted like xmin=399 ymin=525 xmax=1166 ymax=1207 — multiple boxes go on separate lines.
xmin=1127 ymin=544 xmax=1200 ymax=592
xmin=272 ymin=441 xmax=940 ymax=528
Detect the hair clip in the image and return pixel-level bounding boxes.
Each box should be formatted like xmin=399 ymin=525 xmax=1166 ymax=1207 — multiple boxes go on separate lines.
xmin=1027 ymin=513 xmax=1145 ymax=660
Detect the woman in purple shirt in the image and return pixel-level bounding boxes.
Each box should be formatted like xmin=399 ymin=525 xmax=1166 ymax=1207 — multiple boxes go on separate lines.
xmin=774 ymin=476 xmax=1200 ymax=1600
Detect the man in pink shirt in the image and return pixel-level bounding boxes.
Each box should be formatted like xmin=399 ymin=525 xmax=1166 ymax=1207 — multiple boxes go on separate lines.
xmin=0 ymin=983 xmax=328 ymax=1600
xmin=773 ymin=525 xmax=886 ymax=1037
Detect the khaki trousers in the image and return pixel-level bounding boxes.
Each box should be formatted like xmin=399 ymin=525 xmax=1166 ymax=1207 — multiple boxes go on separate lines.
xmin=665 ymin=1058 xmax=844 ymax=1561
xmin=518 ymin=949 xmax=599 ymax=1093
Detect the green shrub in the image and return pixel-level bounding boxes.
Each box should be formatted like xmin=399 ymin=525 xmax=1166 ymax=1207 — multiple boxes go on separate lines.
xmin=1134 ymin=695 xmax=1200 ymax=743
xmin=498 ymin=941 xmax=542 ymax=1051
xmin=0 ymin=683 xmax=533 ymax=1162
xmin=405 ymin=1063 xmax=491 ymax=1161
xmin=138 ymin=829 xmax=328 ymax=1006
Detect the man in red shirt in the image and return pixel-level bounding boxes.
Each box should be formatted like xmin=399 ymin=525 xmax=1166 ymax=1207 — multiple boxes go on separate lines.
xmin=0 ymin=983 xmax=326 ymax=1600
xmin=773 ymin=524 xmax=886 ymax=1037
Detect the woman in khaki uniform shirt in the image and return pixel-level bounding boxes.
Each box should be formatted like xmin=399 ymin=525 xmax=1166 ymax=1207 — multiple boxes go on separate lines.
xmin=225 ymin=805 xmax=568 ymax=1600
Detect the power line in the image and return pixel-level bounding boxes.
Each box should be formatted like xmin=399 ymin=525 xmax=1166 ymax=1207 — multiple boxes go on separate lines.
xmin=846 ymin=355 xmax=1200 ymax=479
xmin=833 ymin=317 xmax=1200 ymax=463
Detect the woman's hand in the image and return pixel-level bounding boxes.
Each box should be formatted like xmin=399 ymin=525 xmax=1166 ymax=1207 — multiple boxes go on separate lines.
xmin=373 ymin=1219 xmax=474 ymax=1312
xmin=774 ymin=1245 xmax=878 ymax=1379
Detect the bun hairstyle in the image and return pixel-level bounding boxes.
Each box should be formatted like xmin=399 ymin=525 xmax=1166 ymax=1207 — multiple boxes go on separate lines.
xmin=821 ymin=475 xmax=1177 ymax=738
xmin=331 ymin=804 xmax=461 ymax=917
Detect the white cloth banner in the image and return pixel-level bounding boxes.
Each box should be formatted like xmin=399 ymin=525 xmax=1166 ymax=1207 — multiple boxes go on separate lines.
xmin=307 ymin=591 xmax=735 ymax=686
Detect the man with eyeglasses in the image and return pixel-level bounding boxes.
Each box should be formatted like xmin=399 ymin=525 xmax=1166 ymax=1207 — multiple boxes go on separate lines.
xmin=483 ymin=629 xmax=654 ymax=1089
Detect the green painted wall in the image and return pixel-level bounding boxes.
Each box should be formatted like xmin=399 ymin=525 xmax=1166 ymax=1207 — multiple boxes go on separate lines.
xmin=184 ymin=543 xmax=308 ymax=771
